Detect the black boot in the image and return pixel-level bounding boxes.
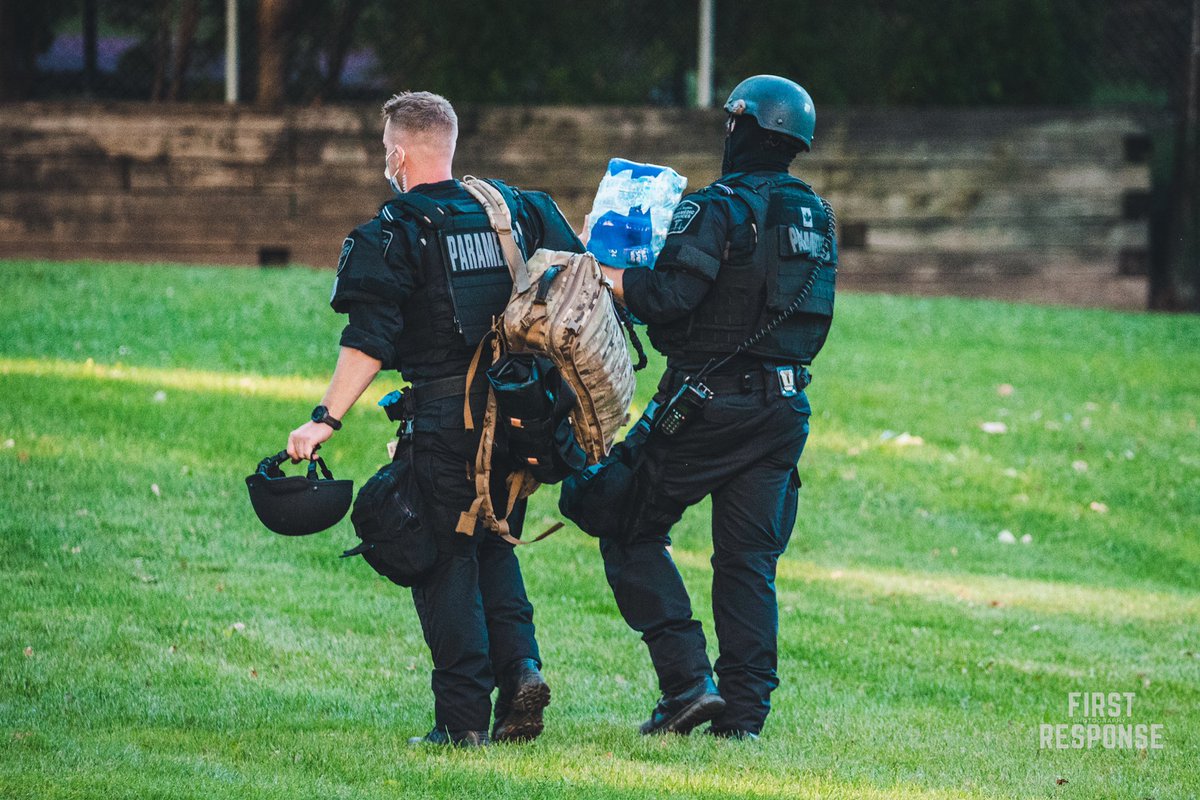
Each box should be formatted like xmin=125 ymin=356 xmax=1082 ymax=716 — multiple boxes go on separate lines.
xmin=492 ymin=658 xmax=551 ymax=742
xmin=639 ymin=675 xmax=726 ymax=735
xmin=407 ymin=728 xmax=490 ymax=747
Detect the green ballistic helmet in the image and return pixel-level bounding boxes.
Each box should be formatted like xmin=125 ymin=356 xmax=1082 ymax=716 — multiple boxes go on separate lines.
xmin=724 ymin=75 xmax=816 ymax=151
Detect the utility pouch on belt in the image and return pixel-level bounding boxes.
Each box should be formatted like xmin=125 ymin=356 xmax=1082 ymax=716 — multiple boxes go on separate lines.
xmin=341 ymin=395 xmax=435 ymax=587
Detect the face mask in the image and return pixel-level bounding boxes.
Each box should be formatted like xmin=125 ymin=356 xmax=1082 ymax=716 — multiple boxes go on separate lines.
xmin=383 ymin=146 xmax=406 ymax=193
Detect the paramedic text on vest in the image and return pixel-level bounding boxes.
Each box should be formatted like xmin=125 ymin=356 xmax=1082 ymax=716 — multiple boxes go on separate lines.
xmin=599 ymin=75 xmax=837 ymax=739
xmin=287 ymin=91 xmax=584 ymax=747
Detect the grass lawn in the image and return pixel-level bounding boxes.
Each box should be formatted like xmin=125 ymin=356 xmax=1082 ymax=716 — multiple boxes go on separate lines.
xmin=1 ymin=259 xmax=1198 ymax=800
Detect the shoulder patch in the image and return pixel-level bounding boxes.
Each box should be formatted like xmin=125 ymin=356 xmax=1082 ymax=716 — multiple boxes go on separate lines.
xmin=336 ymin=237 xmax=354 ymax=275
xmin=667 ymin=200 xmax=701 ymax=235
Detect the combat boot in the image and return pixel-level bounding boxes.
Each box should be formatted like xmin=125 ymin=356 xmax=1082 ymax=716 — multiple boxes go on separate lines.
xmin=491 ymin=658 xmax=551 ymax=742
xmin=639 ymin=675 xmax=726 ymax=735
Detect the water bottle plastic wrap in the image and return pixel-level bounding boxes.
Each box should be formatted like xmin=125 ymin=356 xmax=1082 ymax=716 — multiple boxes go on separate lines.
xmin=584 ymin=158 xmax=687 ymax=269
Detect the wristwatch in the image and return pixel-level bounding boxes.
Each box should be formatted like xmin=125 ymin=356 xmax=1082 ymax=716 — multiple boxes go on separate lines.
xmin=310 ymin=405 xmax=343 ymax=431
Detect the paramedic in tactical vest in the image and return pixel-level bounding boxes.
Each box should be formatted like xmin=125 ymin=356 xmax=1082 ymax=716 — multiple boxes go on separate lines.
xmin=285 ymin=91 xmax=584 ymax=747
xmin=599 ymin=75 xmax=837 ymax=739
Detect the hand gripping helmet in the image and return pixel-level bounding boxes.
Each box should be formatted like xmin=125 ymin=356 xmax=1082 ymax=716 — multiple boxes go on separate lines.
xmin=245 ymin=450 xmax=353 ymax=536
xmin=724 ymin=75 xmax=816 ymax=151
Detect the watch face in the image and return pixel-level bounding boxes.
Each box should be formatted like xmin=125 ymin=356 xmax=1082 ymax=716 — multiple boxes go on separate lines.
xmin=312 ymin=405 xmax=327 ymax=424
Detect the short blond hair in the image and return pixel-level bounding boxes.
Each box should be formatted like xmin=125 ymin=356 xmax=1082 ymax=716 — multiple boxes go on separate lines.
xmin=381 ymin=91 xmax=458 ymax=142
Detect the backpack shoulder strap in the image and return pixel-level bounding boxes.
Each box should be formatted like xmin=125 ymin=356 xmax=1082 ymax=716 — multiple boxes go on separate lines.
xmin=461 ymin=176 xmax=532 ymax=293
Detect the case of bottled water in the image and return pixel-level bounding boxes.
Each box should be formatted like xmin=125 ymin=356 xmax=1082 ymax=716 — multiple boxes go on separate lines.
xmin=584 ymin=158 xmax=687 ymax=269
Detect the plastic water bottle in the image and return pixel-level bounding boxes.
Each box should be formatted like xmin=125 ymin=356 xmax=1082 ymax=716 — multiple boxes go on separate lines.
xmin=585 ymin=158 xmax=687 ymax=269
xmin=587 ymin=208 xmax=653 ymax=267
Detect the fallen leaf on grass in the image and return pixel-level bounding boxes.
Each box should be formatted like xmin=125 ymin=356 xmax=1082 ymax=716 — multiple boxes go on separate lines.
xmin=981 ymin=422 xmax=1008 ymax=434
xmin=1089 ymin=501 xmax=1109 ymax=514
xmin=1072 ymin=460 xmax=1088 ymax=472
xmin=1056 ymin=777 xmax=1069 ymax=786
xmin=878 ymin=430 xmax=924 ymax=446
xmin=997 ymin=384 xmax=1014 ymax=397
xmin=151 ymin=484 xmax=161 ymax=497
xmin=23 ymin=646 xmax=33 ymax=657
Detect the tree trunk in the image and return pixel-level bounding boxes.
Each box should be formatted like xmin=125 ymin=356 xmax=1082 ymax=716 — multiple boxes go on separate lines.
xmin=257 ymin=0 xmax=295 ymax=109
xmin=150 ymin=0 xmax=172 ymax=102
xmin=168 ymin=0 xmax=202 ymax=101
xmin=314 ymin=0 xmax=368 ymax=104
xmin=0 ymin=0 xmax=31 ymax=100
xmin=83 ymin=0 xmax=98 ymax=96
xmin=1162 ymin=0 xmax=1200 ymax=310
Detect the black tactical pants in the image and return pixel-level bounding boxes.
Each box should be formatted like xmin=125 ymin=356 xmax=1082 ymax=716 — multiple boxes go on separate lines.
xmin=600 ymin=367 xmax=810 ymax=734
xmin=409 ymin=395 xmax=539 ymax=735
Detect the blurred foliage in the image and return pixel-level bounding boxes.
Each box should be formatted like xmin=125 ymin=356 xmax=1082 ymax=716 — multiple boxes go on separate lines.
xmin=361 ymin=0 xmax=697 ymax=104
xmin=0 ymin=0 xmax=76 ymax=100
xmin=14 ymin=0 xmax=1192 ymax=108
xmin=712 ymin=0 xmax=1104 ymax=106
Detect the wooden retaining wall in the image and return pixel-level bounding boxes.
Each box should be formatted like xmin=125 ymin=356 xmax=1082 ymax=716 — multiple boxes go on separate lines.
xmin=0 ymin=103 xmax=1153 ymax=308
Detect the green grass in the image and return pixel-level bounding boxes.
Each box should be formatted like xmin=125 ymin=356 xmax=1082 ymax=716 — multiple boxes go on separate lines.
xmin=2 ymin=259 xmax=1198 ymax=799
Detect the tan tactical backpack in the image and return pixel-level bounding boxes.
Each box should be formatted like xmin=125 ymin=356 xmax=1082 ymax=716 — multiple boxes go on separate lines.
xmin=455 ymin=176 xmax=639 ymax=544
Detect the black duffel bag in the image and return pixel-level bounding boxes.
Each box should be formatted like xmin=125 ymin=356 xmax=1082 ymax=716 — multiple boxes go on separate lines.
xmin=340 ymin=438 xmax=435 ymax=587
xmin=558 ymin=401 xmax=658 ymax=544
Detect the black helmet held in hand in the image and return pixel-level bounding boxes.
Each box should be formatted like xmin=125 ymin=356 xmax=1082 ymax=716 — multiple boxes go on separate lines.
xmin=724 ymin=74 xmax=817 ymax=151
xmin=245 ymin=450 xmax=353 ymax=536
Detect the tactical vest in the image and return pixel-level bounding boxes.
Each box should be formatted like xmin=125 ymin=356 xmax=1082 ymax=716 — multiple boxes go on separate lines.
xmin=654 ymin=173 xmax=836 ymax=365
xmin=383 ymin=183 xmax=521 ymax=369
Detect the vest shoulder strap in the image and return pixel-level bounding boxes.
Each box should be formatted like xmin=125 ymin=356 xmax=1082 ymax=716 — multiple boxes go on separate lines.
xmin=381 ymin=194 xmax=449 ymax=229
xmin=719 ymin=177 xmax=769 ymax=231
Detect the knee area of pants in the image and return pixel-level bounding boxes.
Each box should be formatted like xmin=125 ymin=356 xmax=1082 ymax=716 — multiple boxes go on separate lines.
xmin=711 ymin=548 xmax=781 ymax=571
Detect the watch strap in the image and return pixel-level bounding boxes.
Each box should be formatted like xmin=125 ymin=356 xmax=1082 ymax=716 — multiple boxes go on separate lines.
xmin=311 ymin=405 xmax=343 ymax=431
